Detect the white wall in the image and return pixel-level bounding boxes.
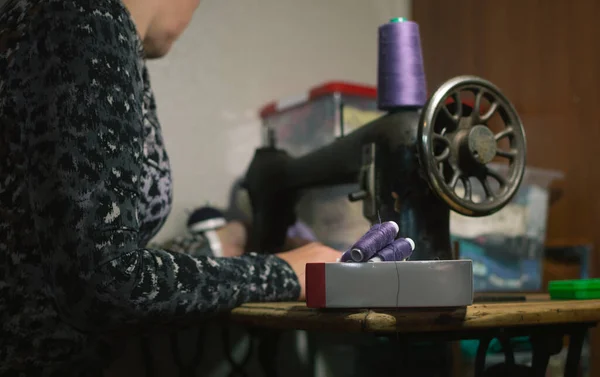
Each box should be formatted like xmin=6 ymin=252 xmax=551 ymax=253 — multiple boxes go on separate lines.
xmin=148 ymin=0 xmax=411 ymax=243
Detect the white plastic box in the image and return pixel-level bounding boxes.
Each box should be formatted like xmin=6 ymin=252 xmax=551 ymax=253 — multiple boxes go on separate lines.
xmin=451 ymin=164 xmax=564 ymax=292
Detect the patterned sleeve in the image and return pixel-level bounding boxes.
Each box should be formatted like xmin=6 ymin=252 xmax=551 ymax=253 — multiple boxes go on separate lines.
xmin=21 ymin=1 xmax=300 ymax=333
xmin=159 ymin=232 xmax=215 ymax=258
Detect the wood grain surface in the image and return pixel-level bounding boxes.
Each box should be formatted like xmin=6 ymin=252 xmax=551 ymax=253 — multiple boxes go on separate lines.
xmin=229 ymin=299 xmax=600 ymax=334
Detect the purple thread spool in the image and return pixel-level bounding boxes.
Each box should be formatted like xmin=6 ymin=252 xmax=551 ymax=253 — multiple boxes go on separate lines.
xmin=341 ymin=221 xmax=399 ymax=262
xmin=377 ymin=18 xmax=427 ymax=110
xmin=369 ymin=237 xmax=415 ymax=262
xmin=339 ymin=223 xmax=383 ymax=262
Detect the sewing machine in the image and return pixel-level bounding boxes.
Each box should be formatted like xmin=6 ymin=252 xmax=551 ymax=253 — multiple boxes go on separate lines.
xmin=244 ymin=76 xmax=526 ymax=246
xmin=242 ymin=19 xmax=527 ymax=308
xmin=242 ymin=76 xmax=526 ymax=308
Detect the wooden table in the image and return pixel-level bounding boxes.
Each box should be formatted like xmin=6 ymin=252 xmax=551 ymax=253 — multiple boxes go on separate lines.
xmin=228 ymin=296 xmax=600 ymax=377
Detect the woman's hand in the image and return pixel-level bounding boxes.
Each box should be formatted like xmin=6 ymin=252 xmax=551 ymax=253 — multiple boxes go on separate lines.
xmin=276 ymin=243 xmax=341 ymax=301
xmin=216 ymin=221 xmax=316 ymax=257
xmin=216 ymin=222 xmax=340 ymax=300
xmin=282 ymin=236 xmax=313 ymax=251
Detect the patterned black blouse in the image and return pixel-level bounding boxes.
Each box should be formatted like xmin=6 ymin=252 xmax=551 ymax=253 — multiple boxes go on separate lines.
xmin=0 ymin=0 xmax=300 ymax=374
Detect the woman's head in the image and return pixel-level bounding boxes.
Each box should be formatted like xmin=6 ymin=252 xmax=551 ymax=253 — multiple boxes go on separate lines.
xmin=123 ymin=0 xmax=201 ymax=59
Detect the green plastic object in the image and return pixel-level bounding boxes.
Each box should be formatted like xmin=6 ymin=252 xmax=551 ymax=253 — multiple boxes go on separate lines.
xmin=549 ymin=278 xmax=600 ymax=300
xmin=390 ymin=17 xmax=407 ymax=23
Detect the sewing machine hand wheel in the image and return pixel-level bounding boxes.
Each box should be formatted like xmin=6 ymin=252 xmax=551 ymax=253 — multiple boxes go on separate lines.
xmin=418 ymin=76 xmax=527 ymax=217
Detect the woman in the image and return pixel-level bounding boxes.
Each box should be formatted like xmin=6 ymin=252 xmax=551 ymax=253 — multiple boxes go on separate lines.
xmin=0 ymin=0 xmax=340 ymax=374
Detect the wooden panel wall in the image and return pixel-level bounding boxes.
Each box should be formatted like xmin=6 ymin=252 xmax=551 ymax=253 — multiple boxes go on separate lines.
xmin=412 ymin=0 xmax=600 ymax=374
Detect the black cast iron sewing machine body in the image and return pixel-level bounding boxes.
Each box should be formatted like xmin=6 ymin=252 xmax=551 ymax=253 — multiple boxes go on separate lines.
xmin=243 ymin=76 xmax=527 ymax=260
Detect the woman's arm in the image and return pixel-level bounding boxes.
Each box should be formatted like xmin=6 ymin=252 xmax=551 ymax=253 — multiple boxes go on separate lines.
xmin=162 ymin=221 xmax=247 ymax=258
xmin=20 ymin=0 xmax=299 ymax=333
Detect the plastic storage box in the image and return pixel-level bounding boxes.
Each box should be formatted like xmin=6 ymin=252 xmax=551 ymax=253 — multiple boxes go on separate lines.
xmin=451 ymin=164 xmax=564 ymax=292
xmin=259 ymin=82 xmax=382 ymax=250
xmin=259 ymin=81 xmax=381 ymax=157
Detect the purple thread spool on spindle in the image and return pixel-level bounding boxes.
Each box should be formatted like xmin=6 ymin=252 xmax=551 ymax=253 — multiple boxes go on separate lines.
xmin=369 ymin=237 xmax=415 ymax=262
xmin=340 ymin=223 xmax=383 ymax=262
xmin=344 ymin=221 xmax=399 ymax=262
xmin=377 ymin=18 xmax=427 ymax=110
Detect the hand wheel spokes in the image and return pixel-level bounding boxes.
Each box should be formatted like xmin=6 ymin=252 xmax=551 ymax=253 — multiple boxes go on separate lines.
xmin=471 ymin=88 xmax=499 ymax=124
xmin=418 ymin=76 xmax=527 ymax=217
xmin=441 ymin=92 xmax=463 ymax=122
